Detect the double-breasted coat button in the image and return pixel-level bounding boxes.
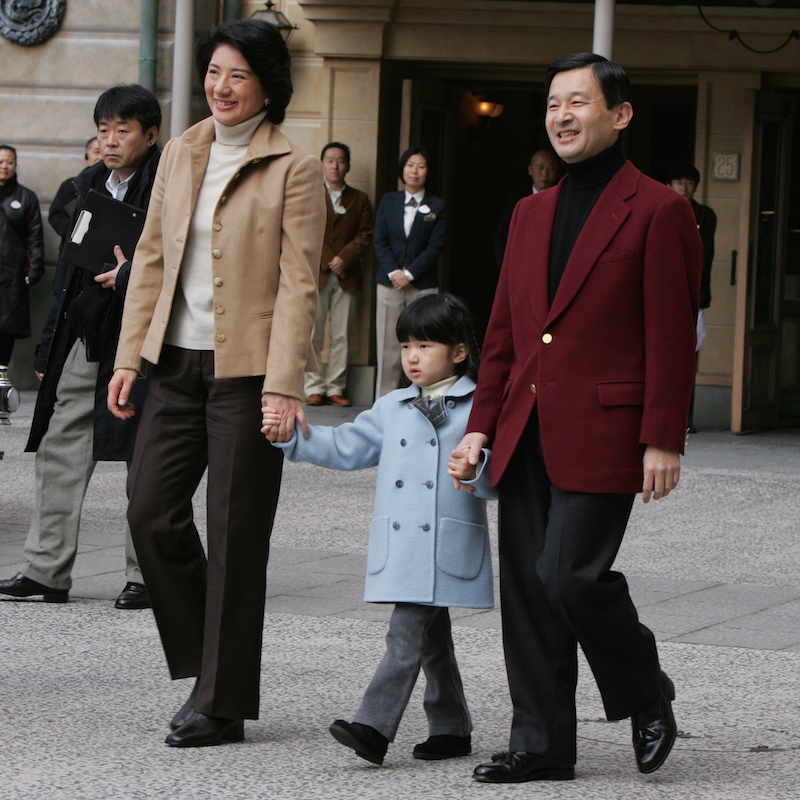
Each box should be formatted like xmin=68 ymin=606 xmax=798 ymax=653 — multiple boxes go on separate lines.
xmin=421 ymin=523 xmax=431 ymax=531
xmin=395 ymin=480 xmax=403 ymax=488
xmin=542 ymin=332 xmax=553 ymax=344
xmin=216 ymin=333 xmax=226 ymax=342
xmin=212 ymin=249 xmax=221 ymax=259
xmin=392 ymin=522 xmax=400 ymax=530
xmin=430 ymin=439 xmax=436 ymax=446
xmin=400 ymin=439 xmax=407 ymax=446
xmin=425 ymin=481 xmax=433 ymax=489
xmin=447 ymin=400 xmax=456 ymax=408
xmin=213 ymin=277 xmax=223 ymax=286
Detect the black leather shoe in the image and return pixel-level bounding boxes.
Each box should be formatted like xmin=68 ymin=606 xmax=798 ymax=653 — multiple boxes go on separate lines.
xmin=632 ymin=670 xmax=677 ymax=774
xmin=329 ymin=719 xmax=388 ymax=765
xmin=170 ymin=680 xmax=199 ymax=730
xmin=114 ymin=582 xmax=151 ymax=609
xmin=165 ymin=712 xmax=244 ymax=747
xmin=0 ymin=573 xmax=68 ymax=603
xmin=413 ymin=733 xmax=471 ymax=760
xmin=473 ymin=751 xmax=575 ymax=783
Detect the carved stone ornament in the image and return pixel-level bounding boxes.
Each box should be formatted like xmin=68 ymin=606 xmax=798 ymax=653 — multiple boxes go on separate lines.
xmin=0 ymin=0 xmax=66 ymax=47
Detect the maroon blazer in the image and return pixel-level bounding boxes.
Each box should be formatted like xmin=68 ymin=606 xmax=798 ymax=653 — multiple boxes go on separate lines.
xmin=319 ymin=183 xmax=374 ymax=292
xmin=469 ymin=161 xmax=702 ymax=494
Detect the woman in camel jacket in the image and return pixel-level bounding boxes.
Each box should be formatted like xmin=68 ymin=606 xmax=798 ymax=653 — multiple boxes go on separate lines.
xmin=108 ymin=20 xmax=325 ymax=748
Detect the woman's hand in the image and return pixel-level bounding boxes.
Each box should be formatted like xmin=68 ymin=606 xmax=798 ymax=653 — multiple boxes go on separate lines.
xmin=108 ymin=368 xmax=139 ymax=420
xmin=261 ymin=393 xmax=307 ymax=443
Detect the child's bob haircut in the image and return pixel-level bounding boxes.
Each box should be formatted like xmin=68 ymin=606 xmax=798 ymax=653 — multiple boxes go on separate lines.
xmin=396 ymin=293 xmax=480 ymax=383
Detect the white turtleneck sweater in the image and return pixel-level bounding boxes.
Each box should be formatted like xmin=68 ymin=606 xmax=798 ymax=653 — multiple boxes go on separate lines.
xmin=165 ymin=110 xmax=267 ymax=350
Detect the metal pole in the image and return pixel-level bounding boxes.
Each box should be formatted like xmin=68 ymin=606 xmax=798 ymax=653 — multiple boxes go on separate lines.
xmin=171 ymin=0 xmax=195 ymax=137
xmin=223 ymin=0 xmax=242 ymax=21
xmin=139 ymin=0 xmax=159 ymax=91
xmin=592 ymin=0 xmax=615 ymax=59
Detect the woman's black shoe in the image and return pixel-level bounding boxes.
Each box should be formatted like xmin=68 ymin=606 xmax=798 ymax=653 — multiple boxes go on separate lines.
xmin=165 ymin=712 xmax=244 ymax=747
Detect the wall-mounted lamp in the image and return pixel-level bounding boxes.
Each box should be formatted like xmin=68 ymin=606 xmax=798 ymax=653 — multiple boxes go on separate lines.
xmin=476 ymin=101 xmax=504 ymax=119
xmin=250 ymin=1 xmax=299 ymax=42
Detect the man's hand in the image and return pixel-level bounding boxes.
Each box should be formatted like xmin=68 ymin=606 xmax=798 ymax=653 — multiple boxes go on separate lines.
xmin=642 ymin=445 xmax=681 ymax=503
xmin=328 ymin=256 xmax=347 ymax=277
xmin=451 ymin=432 xmax=489 ymax=490
xmin=94 ymin=245 xmax=128 ymax=290
xmin=388 ymin=269 xmax=410 ymax=290
xmin=108 ymin=368 xmax=139 ymax=420
xmin=261 ymin=393 xmax=307 ymax=443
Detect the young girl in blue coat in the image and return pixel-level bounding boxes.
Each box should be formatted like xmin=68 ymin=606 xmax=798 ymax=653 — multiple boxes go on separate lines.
xmin=262 ymin=293 xmax=495 ymax=766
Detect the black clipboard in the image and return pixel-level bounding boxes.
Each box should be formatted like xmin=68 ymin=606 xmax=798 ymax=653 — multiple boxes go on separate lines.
xmin=64 ymin=189 xmax=147 ymax=274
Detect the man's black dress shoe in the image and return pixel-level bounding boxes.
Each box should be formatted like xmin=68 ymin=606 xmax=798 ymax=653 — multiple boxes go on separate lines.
xmin=413 ymin=734 xmax=471 ymax=760
xmin=473 ymin=751 xmax=575 ymax=783
xmin=170 ymin=680 xmax=199 ymax=730
xmin=0 ymin=573 xmax=68 ymax=603
xmin=632 ymin=670 xmax=677 ymax=774
xmin=329 ymin=719 xmax=388 ymax=765
xmin=114 ymin=582 xmax=151 ymax=609
xmin=165 ymin=712 xmax=244 ymax=747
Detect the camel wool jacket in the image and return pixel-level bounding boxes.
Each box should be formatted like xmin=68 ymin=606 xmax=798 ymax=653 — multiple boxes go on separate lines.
xmin=115 ymin=116 xmax=325 ymax=398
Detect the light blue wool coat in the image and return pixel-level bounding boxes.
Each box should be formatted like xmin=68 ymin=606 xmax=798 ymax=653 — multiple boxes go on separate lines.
xmin=274 ymin=376 xmax=495 ymax=608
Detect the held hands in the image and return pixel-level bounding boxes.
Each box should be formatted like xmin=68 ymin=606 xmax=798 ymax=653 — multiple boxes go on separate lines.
xmin=261 ymin=393 xmax=307 ymax=443
xmin=642 ymin=445 xmax=681 ymax=503
xmin=450 ymin=432 xmax=489 ymax=490
xmin=387 ymin=269 xmax=410 ymax=290
xmin=94 ymin=245 xmax=128 ymax=290
xmin=328 ymin=256 xmax=347 ymax=277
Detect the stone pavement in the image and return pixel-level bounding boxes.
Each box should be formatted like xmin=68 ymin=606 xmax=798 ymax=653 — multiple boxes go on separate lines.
xmin=1 ymin=393 xmax=798 ymax=799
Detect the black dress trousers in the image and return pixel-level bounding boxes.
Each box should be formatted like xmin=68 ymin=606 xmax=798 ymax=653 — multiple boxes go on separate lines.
xmin=127 ymin=345 xmax=283 ymax=720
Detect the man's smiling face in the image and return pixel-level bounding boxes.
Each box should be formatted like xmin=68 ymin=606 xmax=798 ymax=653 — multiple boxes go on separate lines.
xmin=545 ymin=66 xmax=632 ymax=165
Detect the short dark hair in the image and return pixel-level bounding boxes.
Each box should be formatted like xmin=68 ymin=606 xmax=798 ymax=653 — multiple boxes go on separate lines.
xmin=321 ymin=142 xmax=351 ymax=162
xmin=93 ymin=85 xmax=162 ymax=133
xmin=667 ymin=164 xmax=701 ymax=185
xmin=398 ymin=146 xmax=432 ymax=183
xmin=396 ymin=293 xmax=480 ymax=382
xmin=196 ymin=19 xmax=292 ymax=125
xmin=0 ymin=144 xmax=17 ymax=159
xmin=544 ymin=53 xmax=631 ymax=110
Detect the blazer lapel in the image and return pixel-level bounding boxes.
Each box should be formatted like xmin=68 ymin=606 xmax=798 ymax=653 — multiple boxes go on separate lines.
xmin=522 ymin=185 xmax=560 ymax=326
xmin=546 ymin=165 xmax=636 ymax=324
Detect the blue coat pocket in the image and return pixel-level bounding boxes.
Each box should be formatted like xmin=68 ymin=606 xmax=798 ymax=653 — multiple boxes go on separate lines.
xmin=367 ymin=516 xmax=390 ymax=575
xmin=437 ymin=518 xmax=487 ymax=580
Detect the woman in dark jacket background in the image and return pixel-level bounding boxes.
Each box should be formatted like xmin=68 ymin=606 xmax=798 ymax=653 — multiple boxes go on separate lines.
xmin=0 ymin=144 xmax=44 ymax=365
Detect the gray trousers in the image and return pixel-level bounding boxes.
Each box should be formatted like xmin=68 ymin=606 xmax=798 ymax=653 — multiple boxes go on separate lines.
xmin=354 ymin=603 xmax=472 ymax=741
xmin=21 ymin=339 xmax=141 ymax=591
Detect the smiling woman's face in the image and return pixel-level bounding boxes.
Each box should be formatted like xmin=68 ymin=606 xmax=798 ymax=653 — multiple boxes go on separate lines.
xmin=204 ymin=44 xmax=268 ymax=127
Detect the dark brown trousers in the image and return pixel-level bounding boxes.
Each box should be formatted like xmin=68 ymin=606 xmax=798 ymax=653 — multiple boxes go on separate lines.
xmin=127 ymin=345 xmax=283 ymax=720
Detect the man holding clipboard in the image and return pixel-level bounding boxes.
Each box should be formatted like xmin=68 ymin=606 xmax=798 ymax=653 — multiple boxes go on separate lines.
xmin=0 ymin=85 xmax=161 ymax=610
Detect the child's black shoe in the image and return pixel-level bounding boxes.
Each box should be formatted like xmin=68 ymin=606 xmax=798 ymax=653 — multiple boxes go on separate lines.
xmin=413 ymin=733 xmax=472 ymax=760
xmin=329 ymin=719 xmax=389 ymax=765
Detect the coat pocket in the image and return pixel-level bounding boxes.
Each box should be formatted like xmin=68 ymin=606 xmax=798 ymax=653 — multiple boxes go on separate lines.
xmin=437 ymin=518 xmax=487 ymax=580
xmin=367 ymin=516 xmax=390 ymax=575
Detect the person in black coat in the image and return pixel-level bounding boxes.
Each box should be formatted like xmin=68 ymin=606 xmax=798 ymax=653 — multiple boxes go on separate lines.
xmin=0 ymin=85 xmax=161 ymax=610
xmin=373 ymin=146 xmax=448 ymax=397
xmin=0 ymin=145 xmax=44 ymax=365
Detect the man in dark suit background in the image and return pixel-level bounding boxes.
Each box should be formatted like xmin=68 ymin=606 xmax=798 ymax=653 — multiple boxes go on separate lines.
xmin=373 ymin=146 xmax=447 ymax=397
xmin=454 ymin=53 xmax=701 ymax=783
xmin=494 ymin=148 xmax=559 ymax=268
xmin=304 ymin=142 xmax=373 ymax=407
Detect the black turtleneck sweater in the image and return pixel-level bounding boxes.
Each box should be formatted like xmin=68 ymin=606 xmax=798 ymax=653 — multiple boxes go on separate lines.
xmin=549 ymin=140 xmax=626 ymax=304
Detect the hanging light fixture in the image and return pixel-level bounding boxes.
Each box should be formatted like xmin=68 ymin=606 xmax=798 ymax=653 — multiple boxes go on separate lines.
xmin=250 ymin=1 xmax=299 ymax=42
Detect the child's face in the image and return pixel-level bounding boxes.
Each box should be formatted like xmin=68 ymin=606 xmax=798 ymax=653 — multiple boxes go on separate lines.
xmin=400 ymin=339 xmax=467 ymax=387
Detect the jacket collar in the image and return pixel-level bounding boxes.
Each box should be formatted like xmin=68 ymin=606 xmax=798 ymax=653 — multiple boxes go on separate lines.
xmin=181 ymin=115 xmax=290 ymax=162
xmin=395 ymin=375 xmax=476 ymax=403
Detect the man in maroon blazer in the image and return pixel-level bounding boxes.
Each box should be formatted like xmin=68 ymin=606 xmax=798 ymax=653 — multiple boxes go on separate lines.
xmin=304 ymin=142 xmax=373 ymax=406
xmin=455 ymin=54 xmax=701 ymax=783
